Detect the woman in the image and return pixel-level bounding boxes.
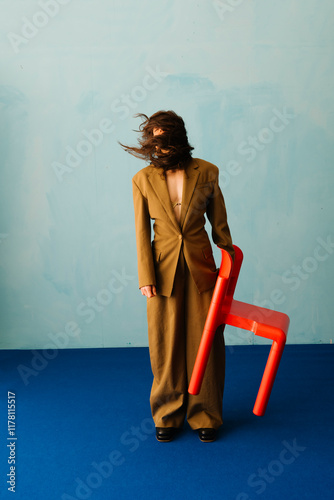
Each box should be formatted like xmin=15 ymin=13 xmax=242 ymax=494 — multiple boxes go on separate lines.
xmin=121 ymin=110 xmax=234 ymax=442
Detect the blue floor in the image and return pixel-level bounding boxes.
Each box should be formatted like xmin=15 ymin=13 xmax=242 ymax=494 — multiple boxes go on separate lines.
xmin=0 ymin=344 xmax=333 ymax=500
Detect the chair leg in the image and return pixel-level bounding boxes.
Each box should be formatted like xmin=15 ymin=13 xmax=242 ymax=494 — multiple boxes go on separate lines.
xmin=188 ymin=326 xmax=217 ymax=395
xmin=253 ymin=339 xmax=285 ymax=416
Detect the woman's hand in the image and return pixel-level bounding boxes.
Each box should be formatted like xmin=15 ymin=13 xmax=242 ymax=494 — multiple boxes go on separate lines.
xmin=140 ymin=285 xmax=157 ymax=298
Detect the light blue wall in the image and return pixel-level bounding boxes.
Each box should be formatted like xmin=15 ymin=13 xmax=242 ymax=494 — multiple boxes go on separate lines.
xmin=1 ymin=0 xmax=333 ymax=349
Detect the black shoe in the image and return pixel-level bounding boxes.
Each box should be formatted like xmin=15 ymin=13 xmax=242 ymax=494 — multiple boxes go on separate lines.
xmin=198 ymin=428 xmax=217 ymax=442
xmin=155 ymin=427 xmax=177 ymax=442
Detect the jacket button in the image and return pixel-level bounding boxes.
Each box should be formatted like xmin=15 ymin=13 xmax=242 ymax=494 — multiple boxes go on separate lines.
xmin=178 ymin=235 xmax=182 ymax=240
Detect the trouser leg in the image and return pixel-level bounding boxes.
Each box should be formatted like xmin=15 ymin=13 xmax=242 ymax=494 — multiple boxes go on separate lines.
xmin=184 ymin=259 xmax=225 ymax=430
xmin=146 ymin=252 xmax=187 ymax=428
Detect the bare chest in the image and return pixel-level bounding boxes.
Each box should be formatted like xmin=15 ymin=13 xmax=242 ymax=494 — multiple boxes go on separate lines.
xmin=165 ymin=169 xmax=184 ymax=222
xmin=165 ymin=169 xmax=184 ymax=204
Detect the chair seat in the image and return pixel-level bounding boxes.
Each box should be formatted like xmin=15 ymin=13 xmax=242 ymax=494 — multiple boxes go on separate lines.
xmin=219 ymin=299 xmax=290 ymax=342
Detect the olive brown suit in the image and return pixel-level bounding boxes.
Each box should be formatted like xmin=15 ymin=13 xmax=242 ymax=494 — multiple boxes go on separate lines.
xmin=132 ymin=157 xmax=234 ymax=430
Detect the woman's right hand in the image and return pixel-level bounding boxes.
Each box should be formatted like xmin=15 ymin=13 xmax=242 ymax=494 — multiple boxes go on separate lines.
xmin=140 ymin=285 xmax=157 ymax=298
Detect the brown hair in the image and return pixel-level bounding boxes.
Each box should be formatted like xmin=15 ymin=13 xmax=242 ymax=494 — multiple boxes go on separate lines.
xmin=119 ymin=110 xmax=194 ymax=171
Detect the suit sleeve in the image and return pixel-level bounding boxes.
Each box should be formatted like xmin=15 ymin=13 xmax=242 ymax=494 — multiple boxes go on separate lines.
xmin=132 ymin=178 xmax=156 ymax=289
xmin=206 ymin=170 xmax=235 ymax=263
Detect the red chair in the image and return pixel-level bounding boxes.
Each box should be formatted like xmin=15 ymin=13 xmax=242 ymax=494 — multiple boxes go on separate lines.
xmin=188 ymin=245 xmax=290 ymax=416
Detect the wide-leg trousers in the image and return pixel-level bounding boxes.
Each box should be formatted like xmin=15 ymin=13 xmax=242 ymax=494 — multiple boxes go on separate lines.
xmin=146 ymin=246 xmax=225 ymax=430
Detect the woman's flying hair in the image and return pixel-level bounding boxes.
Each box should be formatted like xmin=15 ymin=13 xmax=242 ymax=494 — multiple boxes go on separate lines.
xmin=119 ymin=110 xmax=194 ymax=171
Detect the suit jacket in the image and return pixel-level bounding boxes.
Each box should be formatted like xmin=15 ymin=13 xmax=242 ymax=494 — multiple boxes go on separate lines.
xmin=132 ymin=157 xmax=234 ymax=297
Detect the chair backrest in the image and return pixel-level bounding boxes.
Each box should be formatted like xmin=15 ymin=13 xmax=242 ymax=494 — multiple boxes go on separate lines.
xmin=218 ymin=245 xmax=243 ymax=300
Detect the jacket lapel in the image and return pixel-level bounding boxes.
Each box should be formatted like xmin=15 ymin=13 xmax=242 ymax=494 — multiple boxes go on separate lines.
xmin=180 ymin=158 xmax=200 ymax=229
